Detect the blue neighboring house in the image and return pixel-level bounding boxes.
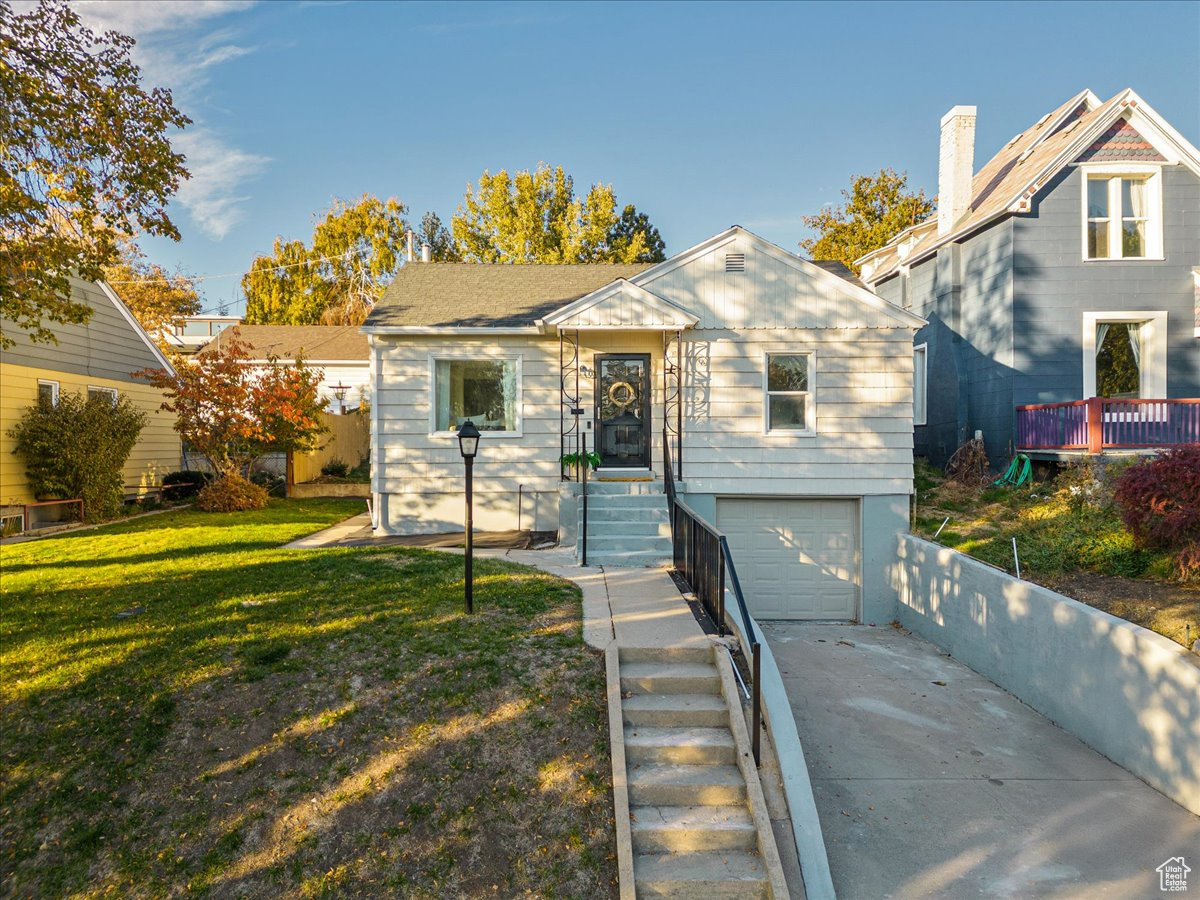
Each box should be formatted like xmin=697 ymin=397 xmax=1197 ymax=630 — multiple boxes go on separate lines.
xmin=858 ymin=88 xmax=1200 ymax=469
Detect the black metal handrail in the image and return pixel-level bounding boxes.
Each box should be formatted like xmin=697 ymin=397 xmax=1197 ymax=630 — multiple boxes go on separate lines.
xmin=663 ymin=429 xmax=762 ymax=764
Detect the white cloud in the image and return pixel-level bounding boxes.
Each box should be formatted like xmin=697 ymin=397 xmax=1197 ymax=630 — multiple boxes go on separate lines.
xmin=66 ymin=1 xmax=265 ymax=242
xmin=174 ymin=131 xmax=270 ymax=240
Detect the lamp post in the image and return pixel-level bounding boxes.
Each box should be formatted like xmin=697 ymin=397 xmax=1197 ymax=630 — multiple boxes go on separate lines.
xmin=330 ymin=382 xmax=350 ymax=414
xmin=457 ymin=420 xmax=481 ymax=614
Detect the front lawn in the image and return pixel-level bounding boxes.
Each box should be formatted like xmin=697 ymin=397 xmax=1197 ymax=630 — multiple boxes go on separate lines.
xmin=913 ymin=461 xmax=1199 ymax=648
xmin=0 ymin=501 xmax=615 ymax=897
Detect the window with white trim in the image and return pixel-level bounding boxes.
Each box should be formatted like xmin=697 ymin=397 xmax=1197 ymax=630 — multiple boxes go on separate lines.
xmin=1082 ymin=311 xmax=1167 ymax=400
xmin=37 ymin=379 xmax=59 ymax=408
xmin=432 ymin=357 xmax=520 ymax=434
xmin=764 ymin=353 xmax=814 ymax=433
xmin=913 ymin=344 xmax=927 ymax=425
xmin=87 ymin=386 xmax=118 ymax=406
xmin=1083 ymin=167 xmax=1162 ymax=259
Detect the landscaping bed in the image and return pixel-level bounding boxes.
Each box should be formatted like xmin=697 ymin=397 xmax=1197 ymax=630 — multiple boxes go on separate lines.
xmin=0 ymin=500 xmax=615 ymax=897
xmin=913 ymin=460 xmax=1199 ymax=648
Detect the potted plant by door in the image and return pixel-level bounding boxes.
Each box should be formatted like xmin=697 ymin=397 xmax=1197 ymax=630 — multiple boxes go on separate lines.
xmin=559 ymin=450 xmax=601 ymax=480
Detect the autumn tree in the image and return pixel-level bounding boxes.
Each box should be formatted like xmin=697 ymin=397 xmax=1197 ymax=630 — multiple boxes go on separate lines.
xmin=103 ymin=243 xmax=201 ymax=341
xmin=242 ymin=195 xmax=408 ymax=326
xmin=451 ymin=164 xmax=664 ymax=263
xmin=138 ymin=341 xmax=329 ymax=509
xmin=0 ymin=0 xmax=189 ymax=348
xmin=799 ymin=168 xmax=934 ymax=274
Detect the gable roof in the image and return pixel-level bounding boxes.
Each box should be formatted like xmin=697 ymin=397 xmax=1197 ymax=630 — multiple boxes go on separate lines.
xmin=97 ymin=281 xmax=176 ymax=373
xmin=363 ymin=263 xmax=652 ymax=330
xmin=203 ymin=324 xmax=369 ymax=360
xmin=859 ymin=88 xmax=1200 ymax=283
xmin=539 ymin=279 xmax=700 ymax=330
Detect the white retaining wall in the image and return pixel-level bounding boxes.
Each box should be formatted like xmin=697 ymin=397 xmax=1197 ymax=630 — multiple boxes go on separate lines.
xmin=891 ymin=534 xmax=1200 ymax=815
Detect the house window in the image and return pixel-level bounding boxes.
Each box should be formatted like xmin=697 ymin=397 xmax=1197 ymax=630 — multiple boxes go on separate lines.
xmin=1082 ymin=311 xmax=1167 ymax=400
xmin=913 ymin=344 xmax=928 ymax=425
xmin=1083 ymin=168 xmax=1162 ymax=260
xmin=432 ymin=357 xmax=520 ymax=434
xmin=37 ymin=380 xmax=59 ymax=408
xmin=87 ymin=386 xmax=118 ymax=406
xmin=764 ymin=353 xmax=814 ymax=433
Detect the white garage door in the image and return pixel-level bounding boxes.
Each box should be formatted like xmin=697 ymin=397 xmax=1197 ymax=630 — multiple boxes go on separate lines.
xmin=717 ymin=498 xmax=859 ymax=621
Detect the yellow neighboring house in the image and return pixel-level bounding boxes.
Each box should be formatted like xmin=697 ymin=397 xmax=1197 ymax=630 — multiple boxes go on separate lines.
xmin=1 ymin=277 xmax=181 ymax=513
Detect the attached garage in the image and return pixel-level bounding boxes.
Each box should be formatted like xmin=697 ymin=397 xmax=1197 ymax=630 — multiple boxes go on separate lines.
xmin=717 ymin=498 xmax=860 ymax=621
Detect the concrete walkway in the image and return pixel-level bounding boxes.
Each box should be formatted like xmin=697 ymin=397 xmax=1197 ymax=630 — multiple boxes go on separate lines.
xmin=764 ymin=622 xmax=1200 ymax=899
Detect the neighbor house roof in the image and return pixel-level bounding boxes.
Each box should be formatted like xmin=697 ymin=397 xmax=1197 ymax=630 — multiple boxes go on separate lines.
xmin=858 ymin=88 xmax=1200 ymax=283
xmin=203 ymin=324 xmax=369 ymax=360
xmin=363 ymin=263 xmax=653 ymax=329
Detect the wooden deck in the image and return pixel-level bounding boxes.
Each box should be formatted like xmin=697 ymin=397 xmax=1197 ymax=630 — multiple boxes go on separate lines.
xmin=1016 ymin=397 xmax=1200 ymax=454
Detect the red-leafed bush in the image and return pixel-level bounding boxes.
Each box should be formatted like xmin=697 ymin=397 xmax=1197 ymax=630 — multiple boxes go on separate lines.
xmin=1113 ymin=447 xmax=1200 ymax=550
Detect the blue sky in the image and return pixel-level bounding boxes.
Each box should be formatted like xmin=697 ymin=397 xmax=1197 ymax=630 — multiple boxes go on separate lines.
xmin=76 ymin=0 xmax=1200 ymax=314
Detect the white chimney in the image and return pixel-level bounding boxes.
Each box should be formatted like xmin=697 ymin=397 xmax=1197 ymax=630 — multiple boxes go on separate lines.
xmin=938 ymin=105 xmax=976 ymax=237
xmin=420 ymin=243 xmax=432 ymax=263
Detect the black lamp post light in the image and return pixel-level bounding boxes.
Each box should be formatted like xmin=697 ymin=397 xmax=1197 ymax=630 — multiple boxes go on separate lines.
xmin=457 ymin=420 xmax=481 ymax=614
xmin=330 ymin=381 xmax=350 ymax=414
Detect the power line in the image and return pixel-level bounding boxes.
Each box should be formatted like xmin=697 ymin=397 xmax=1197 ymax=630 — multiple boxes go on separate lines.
xmin=104 ymin=245 xmax=373 ymax=285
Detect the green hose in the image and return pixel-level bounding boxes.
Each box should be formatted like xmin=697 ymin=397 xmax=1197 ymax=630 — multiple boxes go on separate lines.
xmin=994 ymin=454 xmax=1032 ymax=487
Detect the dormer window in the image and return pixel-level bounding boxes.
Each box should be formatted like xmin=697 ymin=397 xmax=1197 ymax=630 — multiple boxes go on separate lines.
xmin=1083 ymin=165 xmax=1162 ymax=260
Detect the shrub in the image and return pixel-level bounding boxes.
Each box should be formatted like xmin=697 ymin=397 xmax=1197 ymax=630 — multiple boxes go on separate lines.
xmin=249 ymin=470 xmax=286 ymax=499
xmin=8 ymin=391 xmax=146 ymax=522
xmin=1114 ymin=447 xmax=1200 ymax=550
xmin=1176 ymin=544 xmax=1200 ymax=582
xmin=161 ymin=470 xmax=213 ymax=502
xmin=196 ymin=474 xmax=269 ymax=512
xmin=321 ymin=457 xmax=348 ymax=477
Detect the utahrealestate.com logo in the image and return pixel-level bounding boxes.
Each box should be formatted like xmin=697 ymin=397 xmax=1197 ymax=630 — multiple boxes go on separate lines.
xmin=1158 ymin=857 xmax=1190 ymax=893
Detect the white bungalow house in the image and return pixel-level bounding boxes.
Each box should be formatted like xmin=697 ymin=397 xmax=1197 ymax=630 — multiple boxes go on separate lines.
xmin=362 ymin=227 xmax=925 ymax=623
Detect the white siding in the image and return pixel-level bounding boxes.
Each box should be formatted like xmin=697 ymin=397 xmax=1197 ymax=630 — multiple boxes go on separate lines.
xmin=641 ymin=232 xmax=909 ymax=331
xmin=678 ymin=329 xmax=914 ymax=495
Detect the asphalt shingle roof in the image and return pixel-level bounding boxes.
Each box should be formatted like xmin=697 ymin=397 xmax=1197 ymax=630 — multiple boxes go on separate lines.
xmin=364 ymin=263 xmax=653 ymax=328
xmin=204 ymin=325 xmax=369 ymax=360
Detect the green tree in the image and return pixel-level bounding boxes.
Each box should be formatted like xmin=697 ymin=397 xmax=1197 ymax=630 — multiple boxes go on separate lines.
xmin=418 ymin=211 xmax=460 ymax=261
xmin=799 ymin=168 xmax=933 ymax=274
xmin=450 ymin=163 xmax=662 ymax=263
xmin=9 ymin=390 xmax=146 ymax=522
xmin=242 ymin=195 xmax=408 ymax=326
xmin=103 ymin=243 xmax=201 ymax=342
xmin=609 ymin=204 xmax=666 ymax=263
xmin=0 ymin=0 xmax=189 ymax=348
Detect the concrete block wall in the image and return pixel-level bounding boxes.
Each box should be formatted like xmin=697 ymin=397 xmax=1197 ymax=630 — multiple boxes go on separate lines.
xmin=890 ymin=534 xmax=1200 ymax=815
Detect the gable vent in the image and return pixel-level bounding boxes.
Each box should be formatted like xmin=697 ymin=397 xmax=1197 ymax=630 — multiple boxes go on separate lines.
xmin=725 ymin=253 xmax=745 ymax=273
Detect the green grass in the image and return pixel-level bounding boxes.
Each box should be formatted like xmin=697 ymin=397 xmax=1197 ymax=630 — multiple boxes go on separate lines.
xmin=1 ymin=500 xmax=615 ymax=897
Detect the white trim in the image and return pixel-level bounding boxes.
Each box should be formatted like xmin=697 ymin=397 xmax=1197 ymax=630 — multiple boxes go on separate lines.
xmin=762 ymin=350 xmax=817 ymax=436
xmin=1079 ymin=163 xmax=1164 ymax=261
xmin=861 ymin=89 xmax=1200 ymax=282
xmin=539 ymin=278 xmax=699 ymax=330
xmin=913 ymin=343 xmax=928 ymax=426
xmin=1081 ymin=310 xmax=1167 ymax=399
xmin=427 ymin=352 xmax=524 ymax=438
xmin=635 ymin=226 xmax=927 ymax=331
xmin=96 ymin=280 xmax=175 ymax=373
xmin=37 ymin=379 xmax=60 ymax=407
xmin=362 ymin=326 xmax=542 ymax=335
xmin=87 ymin=385 xmax=119 ymax=406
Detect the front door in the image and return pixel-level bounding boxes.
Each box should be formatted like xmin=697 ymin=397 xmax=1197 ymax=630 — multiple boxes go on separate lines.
xmin=595 ymin=354 xmax=650 ymax=468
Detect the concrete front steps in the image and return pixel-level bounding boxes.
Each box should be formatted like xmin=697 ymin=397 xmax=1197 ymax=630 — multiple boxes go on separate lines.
xmin=616 ymin=645 xmax=787 ymax=899
xmin=575 ymin=480 xmax=672 ymax=567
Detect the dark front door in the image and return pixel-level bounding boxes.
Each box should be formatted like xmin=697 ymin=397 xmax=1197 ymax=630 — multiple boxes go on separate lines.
xmin=595 ymin=354 xmax=651 ymax=468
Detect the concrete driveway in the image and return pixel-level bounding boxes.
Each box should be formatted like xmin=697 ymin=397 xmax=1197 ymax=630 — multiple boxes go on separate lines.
xmin=763 ymin=622 xmax=1200 ymax=899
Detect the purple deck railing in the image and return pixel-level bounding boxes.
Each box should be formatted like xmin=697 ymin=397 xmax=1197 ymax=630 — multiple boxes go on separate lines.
xmin=1017 ymin=398 xmax=1200 ymax=453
